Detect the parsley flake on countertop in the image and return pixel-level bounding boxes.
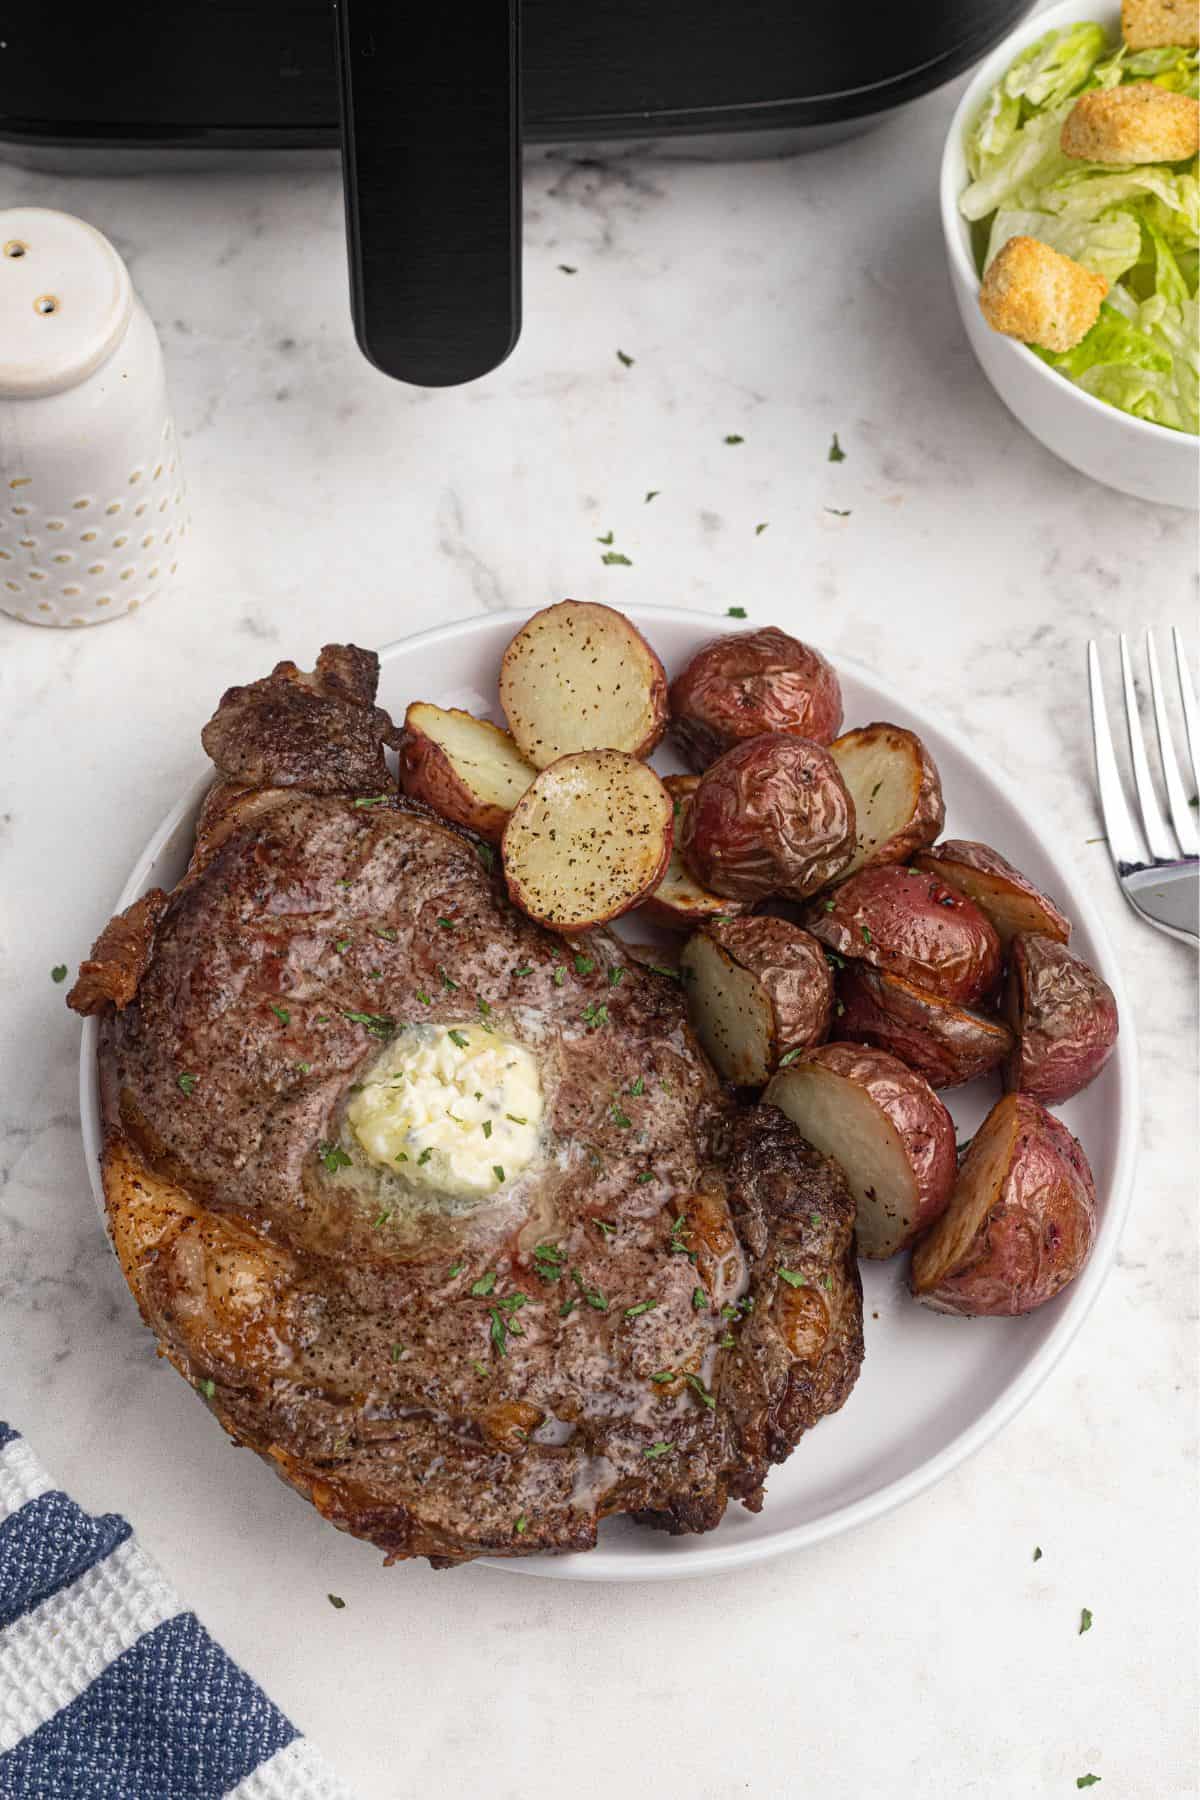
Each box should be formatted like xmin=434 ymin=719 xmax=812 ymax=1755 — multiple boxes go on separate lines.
xmin=645 ymin=490 xmax=659 ymax=503
xmin=177 ymin=1072 xmax=198 ymax=1096
xmin=601 ymin=551 xmax=632 ymax=566
xmin=596 ymin=530 xmax=614 ymax=545
xmin=616 ymin=349 xmax=634 ymax=367
xmin=828 ymin=432 xmax=846 ymax=462
xmin=1076 ymin=1779 xmax=1101 ymax=1790
xmin=723 ymin=434 xmax=744 ymax=445
xmin=327 ymin=1594 xmax=346 ymax=1609
xmin=754 ymin=522 xmax=768 ymax=536
xmin=558 ymin=264 xmax=576 ymax=274
xmin=1033 ymin=1546 xmax=1043 ymax=1561
xmin=727 ymin=606 xmax=747 ymax=619
xmin=824 ymin=507 xmax=851 ymax=518
xmin=1079 ymin=1608 xmax=1093 ymax=1635
xmin=51 ymin=964 xmax=67 ymax=983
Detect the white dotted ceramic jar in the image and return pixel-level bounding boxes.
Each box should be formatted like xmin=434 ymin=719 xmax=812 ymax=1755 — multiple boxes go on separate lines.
xmin=0 ymin=207 xmax=186 ymax=628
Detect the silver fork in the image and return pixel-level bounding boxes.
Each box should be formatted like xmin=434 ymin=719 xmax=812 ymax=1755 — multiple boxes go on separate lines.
xmin=1088 ymin=629 xmax=1199 ymax=946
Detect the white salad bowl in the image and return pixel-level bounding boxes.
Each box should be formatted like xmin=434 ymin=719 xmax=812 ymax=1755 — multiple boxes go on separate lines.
xmin=939 ymin=0 xmax=1199 ymax=510
xmin=79 ymin=604 xmax=1138 ymax=1581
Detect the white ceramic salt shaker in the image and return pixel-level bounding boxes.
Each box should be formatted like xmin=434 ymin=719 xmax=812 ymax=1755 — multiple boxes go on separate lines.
xmin=0 ymin=207 xmax=187 ymax=627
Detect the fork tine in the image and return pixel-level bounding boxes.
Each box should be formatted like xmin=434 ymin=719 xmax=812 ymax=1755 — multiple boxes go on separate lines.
xmin=1147 ymin=631 xmax=1199 ymax=857
xmin=1174 ymin=627 xmax=1200 ymax=800
xmin=1119 ymin=633 xmax=1177 ymax=860
xmin=1088 ymin=641 xmax=1148 ymax=871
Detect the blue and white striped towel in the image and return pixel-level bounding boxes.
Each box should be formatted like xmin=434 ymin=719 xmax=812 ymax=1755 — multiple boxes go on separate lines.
xmin=0 ymin=1423 xmax=356 ymax=1800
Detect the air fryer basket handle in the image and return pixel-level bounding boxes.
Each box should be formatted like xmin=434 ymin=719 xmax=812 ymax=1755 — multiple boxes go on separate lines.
xmin=333 ymin=0 xmax=521 ymax=386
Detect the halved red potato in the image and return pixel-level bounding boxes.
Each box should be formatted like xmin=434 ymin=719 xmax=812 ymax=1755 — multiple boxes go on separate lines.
xmin=669 ymin=627 xmax=843 ymax=771
xmin=829 ymin=723 xmax=944 ymax=876
xmin=910 ymin=1092 xmax=1097 ymax=1316
xmin=804 ymin=864 xmax=1002 ymax=1007
xmin=398 ymin=703 xmax=535 ymax=843
xmin=1001 ymin=931 xmax=1118 ymax=1104
xmin=838 ymin=964 xmax=1013 ymax=1089
xmin=764 ymin=1043 xmax=957 ymax=1258
xmin=682 ymin=734 xmax=856 ymax=902
xmin=501 ymin=750 xmax=673 ymax=932
xmin=914 ymin=840 xmax=1071 ymax=946
xmin=498 ymin=601 xmax=669 ymax=769
xmin=638 ymin=776 xmax=750 ymax=931
xmin=681 ymin=916 xmax=832 ymax=1087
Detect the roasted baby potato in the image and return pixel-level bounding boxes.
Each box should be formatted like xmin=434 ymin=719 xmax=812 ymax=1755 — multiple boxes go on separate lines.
xmin=765 ymin=1043 xmax=957 ymax=1258
xmin=681 ymin=734 xmax=856 ymax=902
xmin=829 ymin=722 xmax=945 ymax=876
xmin=914 ymin=840 xmax=1071 ymax=947
xmin=1001 ymin=931 xmax=1119 ymax=1104
xmin=501 ymin=750 xmax=673 ymax=931
xmin=910 ymin=1093 xmax=1097 ymax=1316
xmin=499 ymin=600 xmax=669 ymax=769
xmin=838 ymin=964 xmax=1013 ymax=1090
xmin=668 ymin=627 xmax=843 ymax=771
xmin=398 ymin=703 xmax=535 ymax=843
xmin=681 ymin=916 xmax=833 ymax=1087
xmin=804 ymin=865 xmax=1002 ymax=1007
xmin=638 ymin=776 xmax=749 ymax=931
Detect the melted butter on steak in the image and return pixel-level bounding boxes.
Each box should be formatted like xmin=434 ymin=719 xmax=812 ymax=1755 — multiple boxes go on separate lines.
xmin=345 ymin=1023 xmax=544 ymax=1196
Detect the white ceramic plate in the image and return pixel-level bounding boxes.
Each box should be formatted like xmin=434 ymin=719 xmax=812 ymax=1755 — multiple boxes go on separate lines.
xmin=79 ymin=605 xmax=1138 ymax=1582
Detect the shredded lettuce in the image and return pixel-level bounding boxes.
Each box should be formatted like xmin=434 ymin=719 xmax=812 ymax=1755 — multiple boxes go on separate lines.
xmin=961 ymin=22 xmax=1200 ymax=434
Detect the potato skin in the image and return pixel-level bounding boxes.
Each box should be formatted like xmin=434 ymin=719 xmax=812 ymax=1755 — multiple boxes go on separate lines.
xmin=681 ymin=734 xmax=856 ymax=902
xmin=705 ymin=915 xmax=833 ymax=1061
xmin=398 ymin=710 xmax=529 ymax=844
xmin=804 ymin=865 xmax=1002 ymax=1006
xmin=1002 ymin=932 xmax=1119 ymax=1104
xmin=914 ymin=840 xmax=1070 ymax=947
xmin=639 ymin=776 xmax=750 ymax=930
xmin=669 ymin=628 xmax=843 ymax=771
xmin=779 ymin=1042 xmax=958 ymax=1252
xmin=838 ymin=964 xmax=1013 ymax=1089
xmin=910 ymin=1094 xmax=1097 ymax=1317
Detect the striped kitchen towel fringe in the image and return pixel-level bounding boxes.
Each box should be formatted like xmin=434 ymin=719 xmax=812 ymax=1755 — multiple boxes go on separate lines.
xmin=0 ymin=1423 xmax=357 ymax=1800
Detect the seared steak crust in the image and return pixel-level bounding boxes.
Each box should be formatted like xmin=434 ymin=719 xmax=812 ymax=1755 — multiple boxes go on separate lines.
xmin=86 ymin=646 xmax=864 ymax=1566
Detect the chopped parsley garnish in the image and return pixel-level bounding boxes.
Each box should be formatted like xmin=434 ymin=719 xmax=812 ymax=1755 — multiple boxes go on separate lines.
xmin=481 ymin=1120 xmax=493 ymax=1139
xmin=372 ymin=1207 xmax=394 ymax=1229
xmin=823 ymin=898 xmax=836 ymax=912
xmin=719 ymin=1332 xmax=735 ymax=1348
xmin=824 ymin=950 xmax=845 ymax=971
xmin=471 ymin=1359 xmax=489 ymax=1378
xmin=835 ymin=1000 xmax=845 ymax=1017
xmin=177 ymin=1072 xmax=198 ymax=1096
xmin=533 ymin=1243 xmax=566 ymax=1282
xmin=822 ymin=1274 xmax=833 ymax=1290
xmin=493 ymin=1164 xmax=505 ymax=1182
xmin=436 ymin=917 xmax=455 ymax=930
xmin=394 ymin=1151 xmax=408 ymax=1163
xmin=624 ymin=1300 xmax=657 ymax=1319
xmin=610 ymin=1103 xmax=632 ymax=1129
xmin=488 ymin=1293 xmax=527 ymax=1355
xmin=327 ymin=1593 xmax=346 ymax=1609
xmin=391 ymin=1343 xmax=403 ymax=1361
xmin=573 ymin=954 xmax=595 ymax=976
xmin=515 ymin=1514 xmax=528 ymax=1534
xmin=601 ymin=551 xmax=632 ymax=567
xmin=596 ymin=530 xmax=614 ymax=545
xmin=51 ymin=965 xmax=67 ymax=983
xmin=200 ymin=1378 xmax=216 ymax=1399
xmin=448 ymin=1262 xmax=465 ymax=1278
xmin=475 ymin=842 xmax=496 ymax=871
xmin=810 ymin=1212 xmax=823 ymax=1227
xmin=644 ymin=965 xmax=678 ymax=983
xmin=860 ymin=924 xmax=872 ymax=945
xmin=645 ymin=490 xmax=659 ymax=503
xmin=559 ymin=1298 xmax=577 ymax=1318
xmin=470 ymin=1272 xmax=497 ymax=1296
xmin=319 ymin=1142 xmax=352 ymax=1174
xmin=439 ymin=967 xmax=458 ymax=991
xmin=1033 ymin=1546 xmax=1043 ymax=1561
xmin=828 ymin=432 xmax=846 ymax=462
xmin=651 ymin=1369 xmax=675 ymax=1384
xmin=416 ymin=989 xmax=431 ymax=1005
xmin=506 ymin=1113 xmax=527 ymax=1126
xmin=558 ymin=263 xmax=576 ymax=274
xmin=296 ymin=1061 xmax=311 ymax=1075
xmin=778 ymin=1268 xmax=807 ymax=1288
xmin=553 ymin=966 xmax=566 ymax=987
xmin=777 ymin=1048 xmax=804 ymax=1069
xmin=607 ymin=967 xmax=624 ymax=987
xmin=269 ymin=1003 xmax=290 ymax=1024
xmin=1079 ymin=1608 xmax=1093 ymax=1635
xmin=616 ymin=349 xmax=634 ymax=367
xmin=691 ymin=1286 xmax=708 ymax=1311
xmin=582 ymin=1001 xmax=609 ymax=1029
xmin=723 ymin=434 xmax=744 ymax=445
xmin=353 ymin=794 xmax=388 ymax=808
xmin=417 ymin=1147 xmax=433 ymax=1166
xmin=571 ymin=1268 xmax=608 ymax=1311
xmin=342 ymin=1010 xmax=395 ymax=1037
xmin=477 ymin=997 xmax=492 ymax=1017
xmin=643 ymin=1441 xmax=672 ymax=1459
xmin=727 ymin=606 xmax=747 ymax=619
xmin=754 ymin=522 xmax=768 ymax=536
xmin=629 ymin=1075 xmax=644 ymax=1097
xmin=668 ymin=1214 xmax=694 ymax=1259
xmin=636 ymin=1171 xmax=654 ymax=1185
xmin=448 ymin=1028 xmax=469 ymax=1048
xmin=594 ymin=1220 xmax=616 ymax=1237
xmin=824 ymin=507 xmax=851 ymax=518
xmin=1076 ymin=1779 xmax=1101 ymax=1790
xmin=685 ymin=1373 xmax=715 ymax=1410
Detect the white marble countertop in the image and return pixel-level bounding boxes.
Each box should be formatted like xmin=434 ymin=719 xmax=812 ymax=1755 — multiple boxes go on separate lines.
xmin=2 ymin=54 xmax=1196 ymax=1800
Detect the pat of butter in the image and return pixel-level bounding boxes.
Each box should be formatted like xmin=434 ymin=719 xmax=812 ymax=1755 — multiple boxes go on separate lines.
xmin=347 ymin=1025 xmax=543 ymax=1196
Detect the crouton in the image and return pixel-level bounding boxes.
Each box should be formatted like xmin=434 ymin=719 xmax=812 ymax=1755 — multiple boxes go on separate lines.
xmin=1121 ymin=0 xmax=1199 ymax=50
xmin=1061 ymin=83 xmax=1199 ymax=163
xmin=979 ymin=236 xmax=1108 ymax=353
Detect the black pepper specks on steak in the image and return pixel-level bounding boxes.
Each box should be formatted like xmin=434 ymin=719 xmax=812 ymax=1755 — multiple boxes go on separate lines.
xmin=77 ymin=645 xmax=864 ymax=1567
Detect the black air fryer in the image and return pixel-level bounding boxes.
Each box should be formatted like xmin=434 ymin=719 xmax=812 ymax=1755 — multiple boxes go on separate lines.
xmin=0 ymin=3 xmax=1032 ymax=386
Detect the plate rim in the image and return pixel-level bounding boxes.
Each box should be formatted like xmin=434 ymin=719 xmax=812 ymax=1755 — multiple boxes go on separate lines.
xmin=78 ymin=603 xmax=1139 ymax=1583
